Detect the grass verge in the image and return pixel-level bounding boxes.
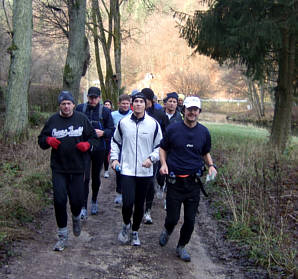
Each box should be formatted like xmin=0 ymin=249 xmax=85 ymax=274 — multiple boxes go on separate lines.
xmin=203 ymin=122 xmax=297 ymax=278
xmin=0 ymin=128 xmax=52 ymax=266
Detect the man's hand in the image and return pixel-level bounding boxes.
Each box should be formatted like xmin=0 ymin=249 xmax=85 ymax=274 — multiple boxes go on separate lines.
xmin=159 ymin=163 xmax=168 ymax=175
xmin=142 ymin=158 xmax=152 ymax=168
xmin=46 ymin=137 xmax=61 ymax=150
xmin=111 ymin=160 xmax=120 ymax=170
xmin=208 ymin=166 xmax=217 ymax=178
xmin=76 ymin=142 xmax=90 ymax=152
xmin=95 ymin=129 xmax=104 ymax=138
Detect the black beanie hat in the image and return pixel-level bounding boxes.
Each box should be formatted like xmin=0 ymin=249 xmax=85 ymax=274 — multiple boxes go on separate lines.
xmin=132 ymin=92 xmax=146 ymax=103
xmin=87 ymin=87 xmax=101 ymax=97
xmin=141 ymin=88 xmax=154 ymax=101
xmin=58 ymin=91 xmax=75 ymax=104
xmin=166 ymin=92 xmax=178 ymax=101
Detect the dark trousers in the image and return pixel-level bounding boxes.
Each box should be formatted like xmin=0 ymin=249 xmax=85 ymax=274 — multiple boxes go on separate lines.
xmin=145 ymin=162 xmax=158 ymax=212
xmin=83 ymin=149 xmax=105 ymax=208
xmin=164 ymin=177 xmax=200 ymax=247
xmin=121 ymin=175 xmax=152 ymax=231
xmin=116 ymin=171 xmax=121 ymax=194
xmin=52 ymin=171 xmax=84 ymax=228
xmin=104 ymin=139 xmax=111 ymax=171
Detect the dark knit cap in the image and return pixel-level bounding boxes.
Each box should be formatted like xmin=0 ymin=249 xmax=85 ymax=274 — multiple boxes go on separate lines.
xmin=141 ymin=88 xmax=154 ymax=101
xmin=58 ymin=91 xmax=75 ymax=104
xmin=87 ymin=87 xmax=101 ymax=97
xmin=166 ymin=92 xmax=178 ymax=101
xmin=132 ymin=92 xmax=146 ymax=103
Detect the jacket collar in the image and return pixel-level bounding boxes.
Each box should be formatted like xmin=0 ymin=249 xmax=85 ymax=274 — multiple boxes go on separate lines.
xmin=130 ymin=112 xmax=145 ymax=123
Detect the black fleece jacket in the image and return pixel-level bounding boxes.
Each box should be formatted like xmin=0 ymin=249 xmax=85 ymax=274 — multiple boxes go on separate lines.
xmin=38 ymin=111 xmax=99 ymax=174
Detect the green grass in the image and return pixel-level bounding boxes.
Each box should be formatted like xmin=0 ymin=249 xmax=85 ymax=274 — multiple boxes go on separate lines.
xmin=200 ymin=121 xmax=298 ymax=277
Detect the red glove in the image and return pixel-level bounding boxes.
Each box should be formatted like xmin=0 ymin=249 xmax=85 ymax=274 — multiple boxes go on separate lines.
xmin=46 ymin=137 xmax=61 ymax=150
xmin=76 ymin=142 xmax=90 ymax=152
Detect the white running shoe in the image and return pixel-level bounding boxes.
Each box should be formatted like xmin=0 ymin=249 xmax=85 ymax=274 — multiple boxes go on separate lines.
xmin=104 ymin=171 xmax=109 ymax=178
xmin=91 ymin=201 xmax=98 ymax=215
xmin=114 ymin=194 xmax=122 ymax=206
xmin=53 ymin=228 xmax=68 ymax=251
xmin=143 ymin=210 xmax=153 ymax=224
xmin=80 ymin=207 xmax=88 ymax=220
xmin=131 ymin=231 xmax=141 ymax=246
xmin=118 ymin=223 xmax=131 ymax=244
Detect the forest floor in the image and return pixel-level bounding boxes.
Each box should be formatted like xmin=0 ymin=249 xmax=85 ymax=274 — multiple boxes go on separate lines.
xmin=0 ymin=171 xmax=269 ymax=279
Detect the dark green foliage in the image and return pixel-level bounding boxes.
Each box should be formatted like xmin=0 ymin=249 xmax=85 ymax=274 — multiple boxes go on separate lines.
xmin=178 ymin=0 xmax=297 ymax=80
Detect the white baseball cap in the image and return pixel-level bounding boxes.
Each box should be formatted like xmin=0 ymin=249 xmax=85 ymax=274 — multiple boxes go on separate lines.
xmin=183 ymin=96 xmax=201 ymax=109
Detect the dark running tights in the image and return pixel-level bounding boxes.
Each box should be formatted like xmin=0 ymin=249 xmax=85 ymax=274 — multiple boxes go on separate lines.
xmin=83 ymin=150 xmax=105 ymax=208
xmin=121 ymin=175 xmax=152 ymax=231
xmin=52 ymin=171 xmax=84 ymax=228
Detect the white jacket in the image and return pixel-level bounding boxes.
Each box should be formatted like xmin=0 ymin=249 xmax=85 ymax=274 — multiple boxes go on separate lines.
xmin=110 ymin=112 xmax=163 ymax=177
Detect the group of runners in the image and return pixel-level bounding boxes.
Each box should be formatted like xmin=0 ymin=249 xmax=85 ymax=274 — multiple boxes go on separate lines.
xmin=38 ymin=86 xmax=217 ymax=262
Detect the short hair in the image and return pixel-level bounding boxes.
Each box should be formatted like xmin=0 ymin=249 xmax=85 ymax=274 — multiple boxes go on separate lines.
xmin=119 ymin=94 xmax=130 ymax=103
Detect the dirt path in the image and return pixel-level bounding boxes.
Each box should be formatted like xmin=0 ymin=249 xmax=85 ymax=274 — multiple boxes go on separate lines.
xmin=0 ymin=172 xmax=266 ymax=279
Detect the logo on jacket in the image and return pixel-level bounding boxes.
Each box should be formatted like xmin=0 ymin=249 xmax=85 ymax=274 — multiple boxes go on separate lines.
xmin=186 ymin=144 xmax=194 ymax=148
xmin=52 ymin=126 xmax=83 ymax=138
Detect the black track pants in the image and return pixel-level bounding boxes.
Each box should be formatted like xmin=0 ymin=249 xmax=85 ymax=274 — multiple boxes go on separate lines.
xmin=164 ymin=177 xmax=200 ymax=247
xmin=121 ymin=175 xmax=152 ymax=231
xmin=52 ymin=171 xmax=84 ymax=228
xmin=83 ymin=149 xmax=105 ymax=207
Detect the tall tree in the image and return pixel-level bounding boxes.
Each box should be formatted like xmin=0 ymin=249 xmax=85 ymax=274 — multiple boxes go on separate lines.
xmin=88 ymin=0 xmax=122 ymax=106
xmin=4 ymin=0 xmax=32 ymax=142
xmin=63 ymin=0 xmax=89 ymax=101
xmin=178 ymin=0 xmax=297 ymax=152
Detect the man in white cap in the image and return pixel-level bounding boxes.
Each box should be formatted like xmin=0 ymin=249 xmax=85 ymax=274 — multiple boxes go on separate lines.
xmin=158 ymin=96 xmax=217 ymax=262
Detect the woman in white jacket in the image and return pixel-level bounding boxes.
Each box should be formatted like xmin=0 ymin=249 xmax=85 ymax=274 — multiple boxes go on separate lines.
xmin=110 ymin=92 xmax=163 ymax=246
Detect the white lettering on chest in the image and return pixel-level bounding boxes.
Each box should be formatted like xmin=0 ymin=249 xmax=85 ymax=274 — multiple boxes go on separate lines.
xmin=52 ymin=126 xmax=83 ymax=138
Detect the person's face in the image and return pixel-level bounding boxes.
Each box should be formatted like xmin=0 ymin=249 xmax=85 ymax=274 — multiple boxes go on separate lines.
xmin=165 ymin=98 xmax=177 ymax=113
xmin=88 ymin=96 xmax=100 ymax=107
xmin=60 ymin=100 xmax=75 ymax=117
xmin=184 ymin=106 xmax=200 ymax=123
xmin=133 ymin=98 xmax=146 ymax=115
xmin=178 ymin=98 xmax=184 ymax=106
xmin=119 ymin=100 xmax=130 ymax=112
xmin=104 ymin=102 xmax=112 ymax=110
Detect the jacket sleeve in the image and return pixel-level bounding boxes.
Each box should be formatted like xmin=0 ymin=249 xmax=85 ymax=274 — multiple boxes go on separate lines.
xmin=103 ymin=108 xmax=114 ymax=138
xmin=148 ymin=122 xmax=163 ymax=163
xmin=38 ymin=118 xmax=52 ymax=150
xmin=110 ymin=121 xmax=123 ymax=161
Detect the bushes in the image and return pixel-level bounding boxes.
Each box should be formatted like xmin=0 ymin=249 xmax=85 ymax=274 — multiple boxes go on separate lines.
xmin=0 ymin=130 xmax=51 ymax=256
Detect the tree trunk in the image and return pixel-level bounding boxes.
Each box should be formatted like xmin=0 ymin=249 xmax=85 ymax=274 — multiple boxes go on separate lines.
xmin=63 ymin=0 xmax=89 ymax=102
xmin=270 ymin=28 xmax=295 ymax=152
xmin=4 ymin=0 xmax=32 ymax=142
xmin=113 ymin=0 xmax=121 ymax=91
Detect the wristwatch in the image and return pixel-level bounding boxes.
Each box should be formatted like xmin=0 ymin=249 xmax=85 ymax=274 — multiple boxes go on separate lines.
xmin=148 ymin=155 xmax=154 ymax=163
xmin=208 ymin=163 xmax=217 ymax=170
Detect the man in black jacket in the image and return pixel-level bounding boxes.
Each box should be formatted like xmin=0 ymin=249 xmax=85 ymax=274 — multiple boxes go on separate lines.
xmin=76 ymin=87 xmax=114 ymax=218
xmin=141 ymin=88 xmax=167 ymax=224
xmin=38 ymin=91 xmax=99 ymax=251
xmin=156 ymin=92 xmax=183 ymax=208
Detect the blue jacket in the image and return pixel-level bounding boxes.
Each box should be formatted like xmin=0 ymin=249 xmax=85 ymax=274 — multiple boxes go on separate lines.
xmin=160 ymin=121 xmax=211 ymax=175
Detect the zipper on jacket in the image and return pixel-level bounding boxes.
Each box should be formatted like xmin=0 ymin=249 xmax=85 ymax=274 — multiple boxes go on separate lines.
xmin=135 ymin=122 xmax=139 ymax=176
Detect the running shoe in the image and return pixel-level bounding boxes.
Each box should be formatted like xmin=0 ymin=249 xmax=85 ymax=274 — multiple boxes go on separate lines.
xmin=143 ymin=210 xmax=153 ymax=224
xmin=90 ymin=201 xmax=98 ymax=215
xmin=131 ymin=231 xmax=141 ymax=246
xmin=176 ymin=246 xmax=191 ymax=262
xmin=118 ymin=223 xmax=131 ymax=244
